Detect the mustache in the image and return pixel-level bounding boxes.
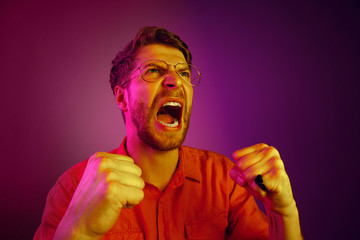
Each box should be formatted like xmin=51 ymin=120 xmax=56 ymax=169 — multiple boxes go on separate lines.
xmin=153 ymin=90 xmax=185 ymax=104
xmin=150 ymin=89 xmax=186 ymax=115
xmin=156 ymin=89 xmax=184 ymax=99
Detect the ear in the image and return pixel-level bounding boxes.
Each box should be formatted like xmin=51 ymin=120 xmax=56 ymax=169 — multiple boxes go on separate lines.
xmin=114 ymin=85 xmax=128 ymax=111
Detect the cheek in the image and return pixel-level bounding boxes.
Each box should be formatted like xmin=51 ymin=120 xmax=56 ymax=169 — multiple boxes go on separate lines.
xmin=186 ymin=88 xmax=193 ymax=108
xmin=129 ymin=83 xmax=154 ymax=106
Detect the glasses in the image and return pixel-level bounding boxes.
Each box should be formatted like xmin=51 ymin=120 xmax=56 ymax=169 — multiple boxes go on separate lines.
xmin=121 ymin=59 xmax=201 ymax=87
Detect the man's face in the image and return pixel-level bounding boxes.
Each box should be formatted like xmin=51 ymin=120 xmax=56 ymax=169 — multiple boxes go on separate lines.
xmin=123 ymin=44 xmax=193 ymax=151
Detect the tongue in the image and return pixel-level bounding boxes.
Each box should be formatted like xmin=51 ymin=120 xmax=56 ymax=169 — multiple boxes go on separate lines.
xmin=157 ymin=113 xmax=174 ymax=124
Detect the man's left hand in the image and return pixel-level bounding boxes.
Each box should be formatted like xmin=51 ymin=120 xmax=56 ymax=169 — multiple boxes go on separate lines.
xmin=229 ymin=143 xmax=296 ymax=215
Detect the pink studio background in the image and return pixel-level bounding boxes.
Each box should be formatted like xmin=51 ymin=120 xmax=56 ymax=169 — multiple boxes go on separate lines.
xmin=1 ymin=0 xmax=359 ymax=239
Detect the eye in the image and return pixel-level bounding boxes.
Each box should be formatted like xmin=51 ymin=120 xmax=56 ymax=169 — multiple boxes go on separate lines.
xmin=147 ymin=68 xmax=160 ymax=74
xmin=141 ymin=64 xmax=166 ymax=81
xmin=176 ymin=64 xmax=191 ymax=80
xmin=143 ymin=65 xmax=161 ymax=75
xmin=177 ymin=68 xmax=191 ymax=80
xmin=179 ymin=71 xmax=190 ymax=78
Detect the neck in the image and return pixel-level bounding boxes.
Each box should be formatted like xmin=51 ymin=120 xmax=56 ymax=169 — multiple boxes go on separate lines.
xmin=126 ymin=135 xmax=179 ymax=191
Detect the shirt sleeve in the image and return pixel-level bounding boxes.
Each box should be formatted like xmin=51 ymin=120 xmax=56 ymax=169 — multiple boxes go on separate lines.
xmin=33 ymin=161 xmax=86 ymax=240
xmin=226 ymin=180 xmax=269 ymax=239
xmin=33 ymin=180 xmax=73 ymax=239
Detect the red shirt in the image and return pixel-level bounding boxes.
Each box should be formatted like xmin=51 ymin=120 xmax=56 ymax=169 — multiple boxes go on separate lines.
xmin=34 ymin=138 xmax=269 ymax=239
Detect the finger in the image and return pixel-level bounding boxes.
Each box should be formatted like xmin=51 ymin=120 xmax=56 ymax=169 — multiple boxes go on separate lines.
xmin=101 ymin=160 xmax=143 ymax=177
xmin=229 ymin=154 xmax=266 ymax=186
xmin=241 ymin=155 xmax=283 ymax=187
xmin=230 ymin=168 xmax=267 ymax=199
xmin=107 ymin=183 xmax=145 ymax=209
xmin=229 ymin=171 xmax=261 ymax=198
xmin=241 ymin=165 xmax=267 ymax=185
xmin=122 ymin=186 xmax=145 ymax=208
xmin=229 ymin=168 xmax=246 ymax=187
xmin=245 ymin=156 xmax=288 ymax=197
xmin=249 ymin=177 xmax=268 ymax=198
xmin=234 ymin=147 xmax=268 ymax=171
xmin=96 ymin=152 xmax=135 ymax=163
xmin=106 ymin=171 xmax=145 ymax=189
xmin=88 ymin=152 xmax=135 ymax=171
xmin=232 ymin=143 xmax=269 ymax=161
xmin=235 ymin=146 xmax=282 ymax=172
xmin=259 ymin=165 xmax=289 ymax=193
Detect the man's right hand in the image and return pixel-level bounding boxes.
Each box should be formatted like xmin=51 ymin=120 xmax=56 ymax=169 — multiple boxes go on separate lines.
xmin=54 ymin=152 xmax=145 ymax=240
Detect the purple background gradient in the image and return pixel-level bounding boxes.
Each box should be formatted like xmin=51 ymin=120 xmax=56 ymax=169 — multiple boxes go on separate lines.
xmin=1 ymin=0 xmax=359 ymax=239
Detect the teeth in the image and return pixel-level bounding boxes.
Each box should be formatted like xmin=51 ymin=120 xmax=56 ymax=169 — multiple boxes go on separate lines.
xmin=158 ymin=118 xmax=179 ymax=128
xmin=162 ymin=102 xmax=181 ymax=108
xmin=157 ymin=101 xmax=181 ymax=128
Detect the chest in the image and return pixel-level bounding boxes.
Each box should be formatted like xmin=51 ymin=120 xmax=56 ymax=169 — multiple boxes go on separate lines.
xmin=101 ymin=180 xmax=229 ymax=240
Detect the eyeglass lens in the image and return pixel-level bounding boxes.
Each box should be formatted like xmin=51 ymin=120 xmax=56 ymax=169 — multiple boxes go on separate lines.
xmin=140 ymin=60 xmax=200 ymax=85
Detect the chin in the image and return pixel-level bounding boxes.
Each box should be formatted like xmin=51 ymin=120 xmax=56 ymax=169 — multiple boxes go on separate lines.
xmin=129 ymin=98 xmax=192 ymax=151
xmin=138 ymin=129 xmax=188 ymax=151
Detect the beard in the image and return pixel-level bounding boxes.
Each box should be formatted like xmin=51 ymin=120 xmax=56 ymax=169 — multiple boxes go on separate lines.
xmin=129 ymin=90 xmax=191 ymax=151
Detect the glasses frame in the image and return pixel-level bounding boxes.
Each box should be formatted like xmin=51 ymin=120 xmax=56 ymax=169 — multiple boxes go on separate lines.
xmin=120 ymin=59 xmax=201 ymax=87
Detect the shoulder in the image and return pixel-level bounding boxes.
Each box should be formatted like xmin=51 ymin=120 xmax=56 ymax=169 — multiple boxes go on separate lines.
xmin=49 ymin=159 xmax=88 ymax=199
xmin=54 ymin=147 xmax=119 ymax=195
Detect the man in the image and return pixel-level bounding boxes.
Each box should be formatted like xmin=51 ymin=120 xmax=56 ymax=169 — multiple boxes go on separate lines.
xmin=35 ymin=26 xmax=302 ymax=239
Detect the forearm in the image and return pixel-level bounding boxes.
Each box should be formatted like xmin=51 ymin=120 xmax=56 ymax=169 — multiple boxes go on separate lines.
xmin=53 ymin=214 xmax=102 ymax=240
xmin=54 ymin=226 xmax=102 ymax=240
xmin=266 ymin=201 xmax=303 ymax=240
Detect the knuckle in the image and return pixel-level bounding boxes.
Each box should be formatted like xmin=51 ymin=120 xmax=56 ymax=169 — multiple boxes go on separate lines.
xmin=133 ymin=164 xmax=143 ymax=176
xmin=105 ymin=171 xmax=116 ymax=182
xmin=243 ymin=168 xmax=255 ymax=182
xmin=256 ymin=143 xmax=268 ymax=149
xmin=140 ymin=179 xmax=145 ymax=189
xmin=117 ymin=155 xmax=134 ymax=163
xmin=267 ymin=146 xmax=278 ymax=155
xmin=236 ymin=159 xmax=248 ymax=171
xmin=272 ymin=168 xmax=286 ymax=180
xmin=94 ymin=152 xmax=106 ymax=159
xmin=124 ymin=156 xmax=135 ymax=163
xmin=232 ymin=150 xmax=243 ymax=159
xmin=134 ymin=176 xmax=145 ymax=189
xmin=99 ymin=157 xmax=111 ymax=171
xmin=272 ymin=157 xmax=285 ymax=169
xmin=235 ymin=158 xmax=244 ymax=168
xmin=135 ymin=188 xmax=145 ymax=202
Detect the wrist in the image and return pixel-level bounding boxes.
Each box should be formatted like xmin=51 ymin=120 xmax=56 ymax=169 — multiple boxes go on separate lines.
xmin=54 ymin=214 xmax=103 ymax=240
xmin=265 ymin=199 xmax=299 ymax=217
xmin=54 ymin=226 xmax=103 ymax=240
xmin=265 ymin=200 xmax=303 ymax=240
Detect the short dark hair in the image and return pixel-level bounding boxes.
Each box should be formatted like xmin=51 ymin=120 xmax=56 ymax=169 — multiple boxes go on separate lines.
xmin=109 ymin=26 xmax=192 ymax=94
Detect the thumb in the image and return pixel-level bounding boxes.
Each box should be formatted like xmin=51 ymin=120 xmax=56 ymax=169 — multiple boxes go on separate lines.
xmin=229 ymin=168 xmax=246 ymax=187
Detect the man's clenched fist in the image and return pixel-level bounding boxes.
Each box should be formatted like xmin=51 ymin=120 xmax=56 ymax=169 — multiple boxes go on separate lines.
xmin=229 ymin=143 xmax=295 ymax=215
xmin=54 ymin=152 xmax=145 ymax=240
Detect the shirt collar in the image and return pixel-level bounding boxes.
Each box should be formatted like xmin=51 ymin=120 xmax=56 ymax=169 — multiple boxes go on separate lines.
xmin=115 ymin=137 xmax=201 ymax=183
xmin=179 ymin=146 xmax=201 ymax=183
xmin=115 ymin=137 xmax=128 ymax=155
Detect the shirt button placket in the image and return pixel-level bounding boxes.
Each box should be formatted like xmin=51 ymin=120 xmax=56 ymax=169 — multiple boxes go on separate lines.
xmin=157 ymin=197 xmax=164 ymax=240
xmin=158 ymin=196 xmax=171 ymax=240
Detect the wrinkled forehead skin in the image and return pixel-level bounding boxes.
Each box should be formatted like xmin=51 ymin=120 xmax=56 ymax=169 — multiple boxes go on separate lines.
xmin=135 ymin=44 xmax=188 ymax=66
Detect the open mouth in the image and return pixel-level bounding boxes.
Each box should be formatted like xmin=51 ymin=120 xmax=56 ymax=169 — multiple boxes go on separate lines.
xmin=156 ymin=102 xmax=182 ymax=128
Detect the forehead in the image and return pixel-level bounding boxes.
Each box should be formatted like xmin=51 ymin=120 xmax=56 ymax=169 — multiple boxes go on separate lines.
xmin=135 ymin=44 xmax=186 ymax=64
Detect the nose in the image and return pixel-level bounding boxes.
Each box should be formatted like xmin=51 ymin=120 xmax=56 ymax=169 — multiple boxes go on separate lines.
xmin=162 ymin=66 xmax=183 ymax=89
